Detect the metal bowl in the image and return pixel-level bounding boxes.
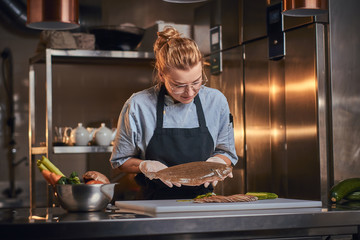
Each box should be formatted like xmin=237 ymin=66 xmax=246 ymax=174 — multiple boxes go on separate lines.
xmin=55 ymin=183 xmax=116 ymax=212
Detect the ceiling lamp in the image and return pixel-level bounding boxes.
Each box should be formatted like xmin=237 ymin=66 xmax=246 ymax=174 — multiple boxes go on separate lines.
xmin=26 ymin=0 xmax=79 ymax=30
xmin=282 ymin=0 xmax=328 ymax=17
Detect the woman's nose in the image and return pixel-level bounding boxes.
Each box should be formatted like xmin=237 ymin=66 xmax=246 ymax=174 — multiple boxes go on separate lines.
xmin=183 ymin=85 xmax=195 ymax=95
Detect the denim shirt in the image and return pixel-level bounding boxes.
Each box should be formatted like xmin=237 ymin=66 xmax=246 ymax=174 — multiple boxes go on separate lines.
xmin=109 ymin=86 xmax=238 ymax=168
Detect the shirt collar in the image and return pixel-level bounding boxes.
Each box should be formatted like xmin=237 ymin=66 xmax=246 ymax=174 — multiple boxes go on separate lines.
xmin=164 ymin=94 xmax=176 ymax=106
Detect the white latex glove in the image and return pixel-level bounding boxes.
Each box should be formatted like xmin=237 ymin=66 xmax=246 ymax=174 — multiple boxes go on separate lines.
xmin=139 ymin=160 xmax=181 ymax=188
xmin=139 ymin=160 xmax=167 ymax=175
xmin=204 ymin=156 xmax=233 ymax=188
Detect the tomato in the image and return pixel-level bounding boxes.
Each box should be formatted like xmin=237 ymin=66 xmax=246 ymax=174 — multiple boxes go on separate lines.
xmin=86 ymin=180 xmax=104 ymax=184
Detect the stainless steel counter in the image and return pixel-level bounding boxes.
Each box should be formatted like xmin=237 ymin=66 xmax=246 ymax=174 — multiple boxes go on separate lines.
xmin=1 ymin=205 xmax=360 ymax=240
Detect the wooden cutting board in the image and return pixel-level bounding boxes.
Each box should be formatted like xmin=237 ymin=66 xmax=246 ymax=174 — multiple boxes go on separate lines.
xmin=115 ymin=198 xmax=322 ymax=215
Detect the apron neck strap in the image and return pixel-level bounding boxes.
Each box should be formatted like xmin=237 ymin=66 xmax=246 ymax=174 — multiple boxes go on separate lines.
xmin=156 ymin=85 xmax=166 ymax=128
xmin=156 ymin=85 xmax=206 ymax=129
xmin=193 ymin=92 xmax=206 ymax=128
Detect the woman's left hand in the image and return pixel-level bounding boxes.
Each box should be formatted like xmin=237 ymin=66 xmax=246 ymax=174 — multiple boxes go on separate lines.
xmin=204 ymin=156 xmax=233 ymax=187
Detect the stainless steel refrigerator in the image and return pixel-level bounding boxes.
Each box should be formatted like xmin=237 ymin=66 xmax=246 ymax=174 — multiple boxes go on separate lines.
xmin=195 ymin=0 xmax=360 ymax=203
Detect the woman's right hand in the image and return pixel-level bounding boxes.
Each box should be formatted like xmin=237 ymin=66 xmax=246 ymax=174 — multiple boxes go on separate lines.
xmin=139 ymin=160 xmax=181 ymax=188
xmin=139 ymin=160 xmax=168 ymax=176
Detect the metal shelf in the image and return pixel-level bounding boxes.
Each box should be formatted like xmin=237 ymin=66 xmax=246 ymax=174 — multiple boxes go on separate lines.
xmin=53 ymin=146 xmax=113 ymax=154
xmin=30 ymin=146 xmax=113 ymax=154
xmin=30 ymin=49 xmax=155 ymax=64
xmin=28 ymin=48 xmax=153 ymax=208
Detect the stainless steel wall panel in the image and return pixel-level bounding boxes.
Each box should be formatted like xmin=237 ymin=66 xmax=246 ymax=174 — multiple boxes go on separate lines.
xmin=218 ymin=0 xmax=241 ymax=49
xmin=195 ymin=0 xmax=242 ymax=54
xmin=208 ymin=47 xmax=245 ymax=195
xmin=329 ymin=0 xmax=360 ymax=182
xmin=243 ymin=25 xmax=321 ymax=199
xmin=242 ymin=0 xmax=267 ymax=43
xmin=284 ymin=25 xmax=320 ymax=200
xmin=269 ymin=59 xmax=287 ymax=196
xmin=194 ymin=2 xmax=213 ymax=56
xmin=243 ymin=38 xmax=272 ymax=192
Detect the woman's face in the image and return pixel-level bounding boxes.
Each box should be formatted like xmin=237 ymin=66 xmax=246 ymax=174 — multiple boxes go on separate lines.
xmin=162 ymin=62 xmax=204 ymax=104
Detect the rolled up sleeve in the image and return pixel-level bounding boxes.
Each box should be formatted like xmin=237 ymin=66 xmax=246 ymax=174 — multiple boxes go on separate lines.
xmin=212 ymin=98 xmax=238 ymax=166
xmin=110 ymin=99 xmax=141 ymax=169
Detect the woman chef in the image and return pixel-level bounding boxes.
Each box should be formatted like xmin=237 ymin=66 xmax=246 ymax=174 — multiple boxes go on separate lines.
xmin=110 ymin=26 xmax=238 ymax=200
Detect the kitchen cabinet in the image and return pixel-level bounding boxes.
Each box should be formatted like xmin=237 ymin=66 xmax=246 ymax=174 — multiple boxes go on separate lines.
xmin=28 ymin=49 xmax=154 ymax=208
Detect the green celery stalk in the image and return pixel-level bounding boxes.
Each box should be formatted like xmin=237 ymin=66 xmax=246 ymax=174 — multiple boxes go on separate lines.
xmin=40 ymin=156 xmax=65 ymax=177
xmin=37 ymin=160 xmax=49 ymax=172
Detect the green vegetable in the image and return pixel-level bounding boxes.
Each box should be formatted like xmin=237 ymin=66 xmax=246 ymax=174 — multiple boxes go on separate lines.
xmin=329 ymin=178 xmax=360 ymax=203
xmin=68 ymin=171 xmax=81 ymax=184
xmin=37 ymin=161 xmax=49 ymax=172
xmin=338 ymin=200 xmax=360 ymax=210
xmin=57 ymin=177 xmax=68 ymax=185
xmin=345 ymin=191 xmax=360 ymax=201
xmin=194 ymin=192 xmax=216 ymax=199
xmin=38 ymin=156 xmax=65 ymax=177
xmin=245 ymin=192 xmax=278 ymax=200
xmin=56 ymin=172 xmax=81 ymax=185
xmin=56 ymin=173 xmax=81 ymax=185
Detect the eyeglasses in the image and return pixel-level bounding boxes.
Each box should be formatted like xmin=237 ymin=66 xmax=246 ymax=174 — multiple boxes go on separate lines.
xmin=167 ymin=71 xmax=208 ymax=94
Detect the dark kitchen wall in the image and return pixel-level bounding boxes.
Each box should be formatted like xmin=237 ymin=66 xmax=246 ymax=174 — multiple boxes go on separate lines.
xmin=0 ymin=11 xmax=39 ymax=202
xmin=0 ymin=0 xmax=203 ymax=205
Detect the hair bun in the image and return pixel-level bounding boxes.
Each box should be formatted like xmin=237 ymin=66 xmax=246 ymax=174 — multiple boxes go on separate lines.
xmin=158 ymin=26 xmax=181 ymax=41
xmin=154 ymin=26 xmax=181 ymax=53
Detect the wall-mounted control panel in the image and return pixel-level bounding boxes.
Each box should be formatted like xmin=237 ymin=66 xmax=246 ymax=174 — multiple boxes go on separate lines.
xmin=210 ymin=25 xmax=223 ymax=75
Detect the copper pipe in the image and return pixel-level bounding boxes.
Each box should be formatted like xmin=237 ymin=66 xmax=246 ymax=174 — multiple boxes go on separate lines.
xmin=283 ymin=0 xmax=328 ymax=16
xmin=27 ymin=0 xmax=79 ymax=30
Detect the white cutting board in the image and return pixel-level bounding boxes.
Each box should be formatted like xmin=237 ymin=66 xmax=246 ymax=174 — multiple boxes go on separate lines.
xmin=115 ymin=198 xmax=322 ymax=215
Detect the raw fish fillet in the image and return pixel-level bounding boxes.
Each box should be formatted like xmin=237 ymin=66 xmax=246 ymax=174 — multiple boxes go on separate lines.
xmin=146 ymin=161 xmax=232 ymax=186
xmin=193 ymin=194 xmax=258 ymax=203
